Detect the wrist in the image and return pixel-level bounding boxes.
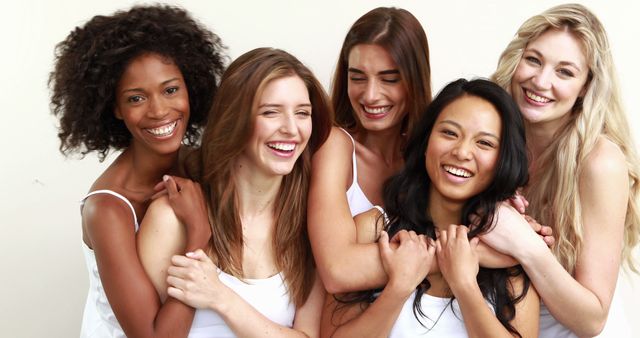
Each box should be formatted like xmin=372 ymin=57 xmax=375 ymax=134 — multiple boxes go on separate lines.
xmin=385 ymin=279 xmax=417 ymax=300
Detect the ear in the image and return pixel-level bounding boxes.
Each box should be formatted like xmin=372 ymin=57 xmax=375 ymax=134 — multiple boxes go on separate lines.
xmin=114 ymin=106 xmax=123 ymax=120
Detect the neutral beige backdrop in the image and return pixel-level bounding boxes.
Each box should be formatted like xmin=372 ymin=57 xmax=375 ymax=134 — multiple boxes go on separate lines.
xmin=0 ymin=0 xmax=638 ymax=337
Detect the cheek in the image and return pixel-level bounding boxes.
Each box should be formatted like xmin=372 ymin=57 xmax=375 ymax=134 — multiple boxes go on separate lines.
xmin=301 ymin=120 xmax=313 ymax=144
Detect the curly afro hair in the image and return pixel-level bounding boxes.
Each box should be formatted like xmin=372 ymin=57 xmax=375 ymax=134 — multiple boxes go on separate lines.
xmin=49 ymin=5 xmax=226 ymax=160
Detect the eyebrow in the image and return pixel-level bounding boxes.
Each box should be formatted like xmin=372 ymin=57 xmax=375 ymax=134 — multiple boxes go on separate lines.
xmin=526 ymin=48 xmax=583 ymax=72
xmin=348 ymin=67 xmax=400 ymax=76
xmin=439 ymin=120 xmax=500 ymax=141
xmin=258 ymin=103 xmax=312 ymax=109
xmin=120 ymin=77 xmax=181 ymax=94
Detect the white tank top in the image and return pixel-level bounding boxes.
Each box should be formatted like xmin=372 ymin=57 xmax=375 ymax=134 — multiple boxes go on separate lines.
xmin=80 ymin=190 xmax=138 ymax=338
xmin=388 ymin=291 xmax=493 ymax=337
xmin=340 ymin=128 xmax=375 ymax=216
xmin=188 ymin=270 xmax=295 ymax=338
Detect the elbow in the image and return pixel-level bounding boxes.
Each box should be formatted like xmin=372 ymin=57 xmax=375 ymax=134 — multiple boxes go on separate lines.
xmin=580 ymin=319 xmax=606 ymax=338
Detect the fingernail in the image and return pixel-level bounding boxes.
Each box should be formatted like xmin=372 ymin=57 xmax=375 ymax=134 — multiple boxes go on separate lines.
xmin=163 ymin=175 xmax=169 ymax=182
xmin=185 ymin=251 xmax=194 ymax=257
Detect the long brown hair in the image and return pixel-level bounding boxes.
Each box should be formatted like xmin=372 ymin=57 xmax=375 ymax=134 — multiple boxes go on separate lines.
xmin=188 ymin=48 xmax=332 ymax=306
xmin=332 ymin=7 xmax=432 ymax=135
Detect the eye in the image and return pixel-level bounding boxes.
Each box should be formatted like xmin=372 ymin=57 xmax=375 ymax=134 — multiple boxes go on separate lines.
xmin=349 ymin=76 xmax=366 ymax=82
xmin=165 ymin=86 xmax=179 ymax=95
xmin=296 ymin=110 xmax=312 ymax=117
xmin=261 ymin=110 xmax=278 ymax=117
xmin=557 ymin=68 xmax=575 ymax=78
xmin=441 ymin=129 xmax=457 ymax=137
xmin=524 ymin=56 xmax=541 ymax=66
xmin=127 ymin=95 xmax=145 ymax=104
xmin=478 ymin=139 xmax=496 ymax=148
xmin=381 ymin=77 xmax=400 ymax=84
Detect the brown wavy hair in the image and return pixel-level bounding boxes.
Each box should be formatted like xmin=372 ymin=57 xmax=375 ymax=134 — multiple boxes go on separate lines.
xmin=187 ymin=48 xmax=333 ymax=306
xmin=49 ymin=5 xmax=226 ymax=160
xmin=332 ymin=7 xmax=432 ymax=135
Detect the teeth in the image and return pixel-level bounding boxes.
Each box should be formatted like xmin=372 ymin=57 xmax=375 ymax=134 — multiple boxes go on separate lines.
xmin=363 ymin=105 xmax=391 ymax=114
xmin=444 ymin=165 xmax=472 ymax=178
xmin=146 ymin=121 xmax=177 ymax=136
xmin=267 ymin=142 xmax=295 ymax=152
xmin=525 ymin=90 xmax=551 ymax=103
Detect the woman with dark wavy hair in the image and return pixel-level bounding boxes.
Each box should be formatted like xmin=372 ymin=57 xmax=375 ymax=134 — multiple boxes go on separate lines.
xmin=321 ymin=79 xmax=539 ymax=337
xmin=49 ymin=5 xmax=225 ymax=337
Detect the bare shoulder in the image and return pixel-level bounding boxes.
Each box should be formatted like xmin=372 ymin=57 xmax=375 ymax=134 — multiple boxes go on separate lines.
xmin=82 ymin=192 xmax=136 ymax=230
xmin=139 ymin=195 xmax=181 ymax=231
xmin=582 ymin=136 xmax=628 ymax=180
xmin=310 ymin=126 xmax=355 ymax=191
xmin=313 ymin=126 xmax=354 ymax=160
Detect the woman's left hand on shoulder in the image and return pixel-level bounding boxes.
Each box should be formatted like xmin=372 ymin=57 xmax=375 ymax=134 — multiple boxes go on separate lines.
xmin=435 ymin=225 xmax=479 ymax=290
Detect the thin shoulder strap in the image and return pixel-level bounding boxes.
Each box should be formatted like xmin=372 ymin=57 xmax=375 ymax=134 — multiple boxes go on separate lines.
xmin=338 ymin=127 xmax=358 ymax=181
xmin=82 ymin=189 xmax=139 ymax=231
xmin=372 ymin=205 xmax=390 ymax=225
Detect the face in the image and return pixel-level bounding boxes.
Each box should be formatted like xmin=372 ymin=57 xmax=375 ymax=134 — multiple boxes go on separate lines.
xmin=238 ymin=75 xmax=312 ymax=178
xmin=115 ymin=52 xmax=189 ymax=156
xmin=425 ymin=95 xmax=502 ymax=205
xmin=510 ymin=29 xmax=589 ymax=133
xmin=347 ymin=44 xmax=407 ymax=132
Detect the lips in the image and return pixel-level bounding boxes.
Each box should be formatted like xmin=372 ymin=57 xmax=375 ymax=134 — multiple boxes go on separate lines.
xmin=362 ymin=105 xmax=391 ymax=119
xmin=266 ymin=141 xmax=297 ymax=157
xmin=523 ymin=89 xmax=552 ymax=104
xmin=145 ymin=120 xmax=178 ymax=137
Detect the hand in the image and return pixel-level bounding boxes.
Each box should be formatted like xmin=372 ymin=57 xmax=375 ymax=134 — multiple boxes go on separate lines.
xmin=480 ymin=203 xmax=547 ymax=259
xmin=379 ymin=230 xmax=435 ymax=297
xmin=155 ymin=175 xmax=211 ymax=239
xmin=167 ymin=249 xmax=230 ymax=310
xmin=435 ymin=225 xmax=479 ymax=292
xmin=524 ymin=214 xmax=555 ymax=248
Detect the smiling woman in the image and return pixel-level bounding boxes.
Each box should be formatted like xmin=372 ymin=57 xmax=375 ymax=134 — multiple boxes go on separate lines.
xmin=48 ymin=5 xmax=225 ymax=337
xmin=137 ymin=47 xmax=332 ymax=337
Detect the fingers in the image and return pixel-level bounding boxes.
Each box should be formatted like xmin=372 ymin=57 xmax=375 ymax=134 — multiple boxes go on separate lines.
xmin=150 ymin=189 xmax=168 ymax=200
xmin=378 ymin=230 xmax=391 ymax=256
xmin=163 ymin=175 xmax=180 ymax=197
xmin=167 ymin=286 xmax=185 ymax=301
xmin=469 ymin=236 xmax=480 ymax=248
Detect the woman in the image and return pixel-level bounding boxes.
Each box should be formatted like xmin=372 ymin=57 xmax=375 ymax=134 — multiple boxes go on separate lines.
xmin=49 ymin=5 xmax=226 ymax=337
xmin=308 ymin=6 xmax=433 ymax=293
xmin=138 ymin=48 xmax=332 ymax=337
xmin=486 ymin=3 xmax=640 ymax=337
xmin=322 ymin=79 xmax=539 ymax=337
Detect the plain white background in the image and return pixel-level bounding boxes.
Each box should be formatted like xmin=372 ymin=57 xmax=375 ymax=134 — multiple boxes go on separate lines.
xmin=0 ymin=1 xmax=638 ymax=337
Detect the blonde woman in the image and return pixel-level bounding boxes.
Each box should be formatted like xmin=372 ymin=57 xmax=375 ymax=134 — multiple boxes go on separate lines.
xmin=484 ymin=3 xmax=640 ymax=337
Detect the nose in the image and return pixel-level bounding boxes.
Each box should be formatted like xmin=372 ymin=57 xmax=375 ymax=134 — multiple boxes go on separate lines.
xmin=531 ymin=67 xmax=552 ymax=90
xmin=452 ymin=141 xmax=473 ymax=161
xmin=363 ymin=79 xmax=381 ymax=103
xmin=279 ymin=113 xmax=297 ymax=135
xmin=147 ymin=95 xmax=170 ymax=119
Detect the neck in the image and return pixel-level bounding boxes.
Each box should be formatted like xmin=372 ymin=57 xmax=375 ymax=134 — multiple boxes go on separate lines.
xmin=427 ymin=187 xmax=464 ymax=231
xmin=354 ymin=125 xmax=405 ymax=166
xmin=121 ymin=144 xmax=179 ymax=191
xmin=234 ymin=162 xmax=282 ymax=222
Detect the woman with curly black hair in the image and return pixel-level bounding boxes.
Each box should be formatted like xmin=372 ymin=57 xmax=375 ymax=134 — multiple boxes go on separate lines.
xmin=49 ymin=5 xmax=225 ymax=337
xmin=321 ymin=79 xmax=540 ymax=337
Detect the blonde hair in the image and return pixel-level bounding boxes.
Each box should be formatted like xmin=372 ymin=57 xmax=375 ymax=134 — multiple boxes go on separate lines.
xmin=492 ymin=3 xmax=640 ymax=273
xmin=187 ymin=48 xmax=332 ymax=306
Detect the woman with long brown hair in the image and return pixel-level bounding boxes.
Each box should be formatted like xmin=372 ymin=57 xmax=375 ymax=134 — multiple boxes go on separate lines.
xmin=138 ymin=47 xmax=332 ymax=337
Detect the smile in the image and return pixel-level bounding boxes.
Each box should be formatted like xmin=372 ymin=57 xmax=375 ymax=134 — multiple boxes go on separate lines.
xmin=267 ymin=142 xmax=296 ymax=152
xmin=363 ymin=105 xmax=391 ymax=115
xmin=524 ymin=89 xmax=551 ymax=103
xmin=145 ymin=120 xmax=178 ymax=137
xmin=443 ymin=165 xmax=473 ymax=178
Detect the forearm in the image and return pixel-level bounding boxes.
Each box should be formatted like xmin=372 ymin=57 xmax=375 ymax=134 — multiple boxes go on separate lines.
xmin=452 ymin=282 xmax=516 ymax=338
xmin=516 ymin=247 xmax=610 ymax=336
xmin=315 ymin=242 xmax=388 ymax=293
xmin=331 ymin=285 xmax=410 ymax=338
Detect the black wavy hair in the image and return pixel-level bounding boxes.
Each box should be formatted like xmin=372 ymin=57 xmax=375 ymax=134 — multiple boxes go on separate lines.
xmin=341 ymin=79 xmax=530 ymax=336
xmin=49 ymin=5 xmax=226 ymax=160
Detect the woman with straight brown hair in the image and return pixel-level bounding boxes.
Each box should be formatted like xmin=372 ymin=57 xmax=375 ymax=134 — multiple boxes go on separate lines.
xmin=308 ymin=6 xmax=433 ymax=294
xmin=137 ymin=47 xmax=332 ymax=337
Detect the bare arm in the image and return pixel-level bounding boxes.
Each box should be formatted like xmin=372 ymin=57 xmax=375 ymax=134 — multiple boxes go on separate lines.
xmin=480 ymin=139 xmax=627 ymax=336
xmin=320 ymin=231 xmax=435 ymax=338
xmin=167 ymin=251 xmax=325 ymax=338
xmin=308 ymin=127 xmax=387 ymax=293
xmin=84 ymin=194 xmax=197 ymax=338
